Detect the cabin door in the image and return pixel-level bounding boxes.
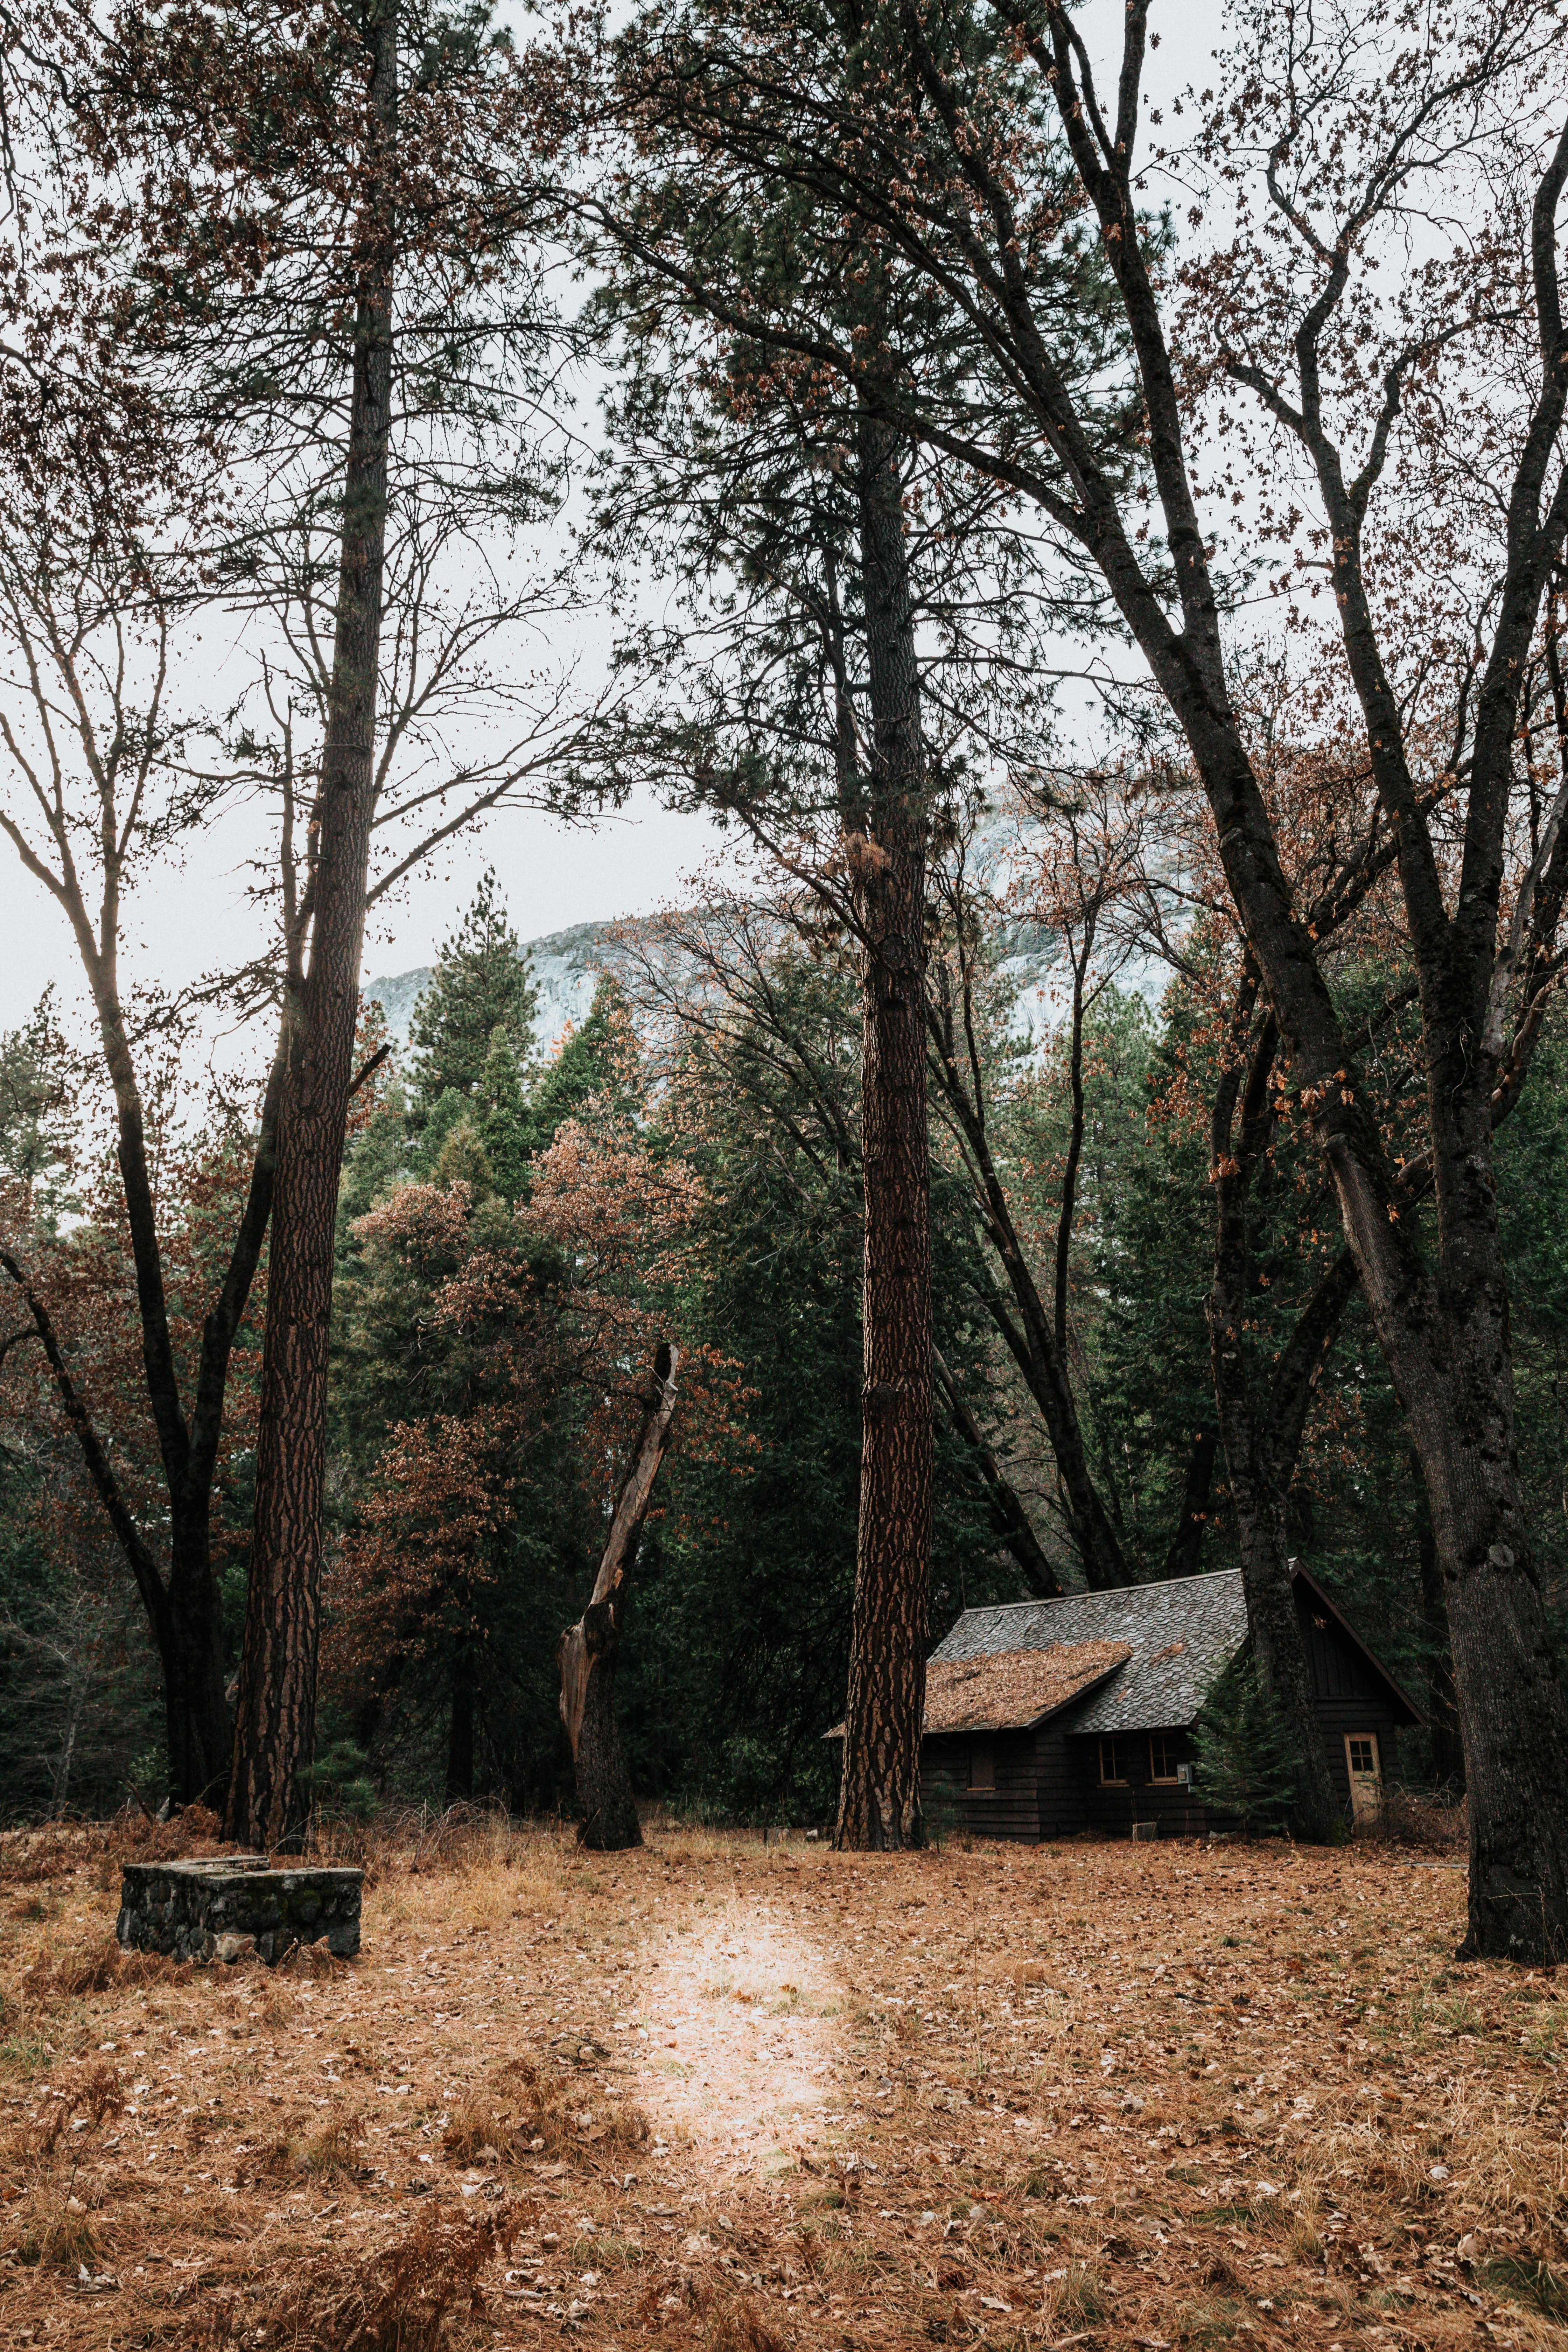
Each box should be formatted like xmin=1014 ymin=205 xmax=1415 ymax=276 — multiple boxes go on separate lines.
xmin=1344 ymin=1733 xmax=1382 ymax=1826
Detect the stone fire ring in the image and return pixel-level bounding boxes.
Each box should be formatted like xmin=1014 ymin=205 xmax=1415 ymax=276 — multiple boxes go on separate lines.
xmin=117 ymin=1856 xmax=364 ymax=1966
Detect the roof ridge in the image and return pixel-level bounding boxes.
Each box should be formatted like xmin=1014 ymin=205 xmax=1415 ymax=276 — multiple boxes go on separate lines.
xmin=953 ymin=1567 xmax=1244 ymax=1622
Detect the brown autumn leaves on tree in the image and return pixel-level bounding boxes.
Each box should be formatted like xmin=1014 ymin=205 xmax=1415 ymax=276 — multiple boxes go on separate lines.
xmin=318 ymin=1027 xmax=750 ymax=1831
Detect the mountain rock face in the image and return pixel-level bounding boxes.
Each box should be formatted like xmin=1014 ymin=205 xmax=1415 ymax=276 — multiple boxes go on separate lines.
xmin=366 ymin=920 xmax=624 ymax=1060
xmin=366 ymin=907 xmax=1163 ymax=1069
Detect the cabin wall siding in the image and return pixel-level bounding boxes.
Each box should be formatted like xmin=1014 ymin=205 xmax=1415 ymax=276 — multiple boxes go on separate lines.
xmin=1071 ymin=1730 xmax=1210 ymax=1839
xmin=1296 ymin=1590 xmax=1401 ymax=1807
xmin=1312 ymin=1699 xmax=1400 ymax=1813
xmin=1034 ymin=1725 xmax=1080 ymax=1838
xmin=923 ymin=1732 xmax=1041 ymax=1842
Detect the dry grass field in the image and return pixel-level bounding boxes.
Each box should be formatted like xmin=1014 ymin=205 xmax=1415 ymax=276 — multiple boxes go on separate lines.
xmin=1 ymin=1813 xmax=1564 ymax=2350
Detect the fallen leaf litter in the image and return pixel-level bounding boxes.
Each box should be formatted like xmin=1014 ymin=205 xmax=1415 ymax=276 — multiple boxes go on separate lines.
xmin=0 ymin=1816 xmax=1562 ymax=2350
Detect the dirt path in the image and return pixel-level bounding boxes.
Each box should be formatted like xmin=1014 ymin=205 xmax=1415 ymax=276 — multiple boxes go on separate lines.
xmin=628 ymin=1900 xmax=845 ymax=2178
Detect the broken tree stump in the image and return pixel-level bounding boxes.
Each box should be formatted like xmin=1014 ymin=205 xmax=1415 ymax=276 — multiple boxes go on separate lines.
xmin=558 ymin=1343 xmax=679 ymax=1852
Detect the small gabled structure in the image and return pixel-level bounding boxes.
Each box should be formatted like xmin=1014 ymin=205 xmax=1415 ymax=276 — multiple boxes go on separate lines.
xmin=906 ymin=1564 xmax=1422 ymax=1842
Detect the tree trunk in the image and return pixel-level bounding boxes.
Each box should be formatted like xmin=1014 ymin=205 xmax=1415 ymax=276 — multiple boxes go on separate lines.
xmin=1412 ymin=1456 xmax=1465 ymax=1792
xmin=1321 ymin=1068 xmax=1568 ymax=1949
xmin=1393 ymin=1299 xmax=1566 ymax=1954
xmin=226 ymin=1 xmax=398 ymax=1851
xmin=163 ymin=1520 xmax=234 ymax=1807
xmin=834 ymin=407 xmax=932 ymax=1854
xmin=978 ymin=15 xmax=1568 ymax=1956
xmin=0 ymin=1245 xmax=235 ymax=1805
xmin=557 ymin=1345 xmax=679 ymax=1851
xmin=563 ymin=1600 xmax=642 ymax=1850
xmin=1207 ymin=1007 xmax=1344 ymax=1842
xmin=1209 ymin=1335 xmax=1343 ymax=1842
xmin=1162 ymin=1428 xmax=1217 ymax=1579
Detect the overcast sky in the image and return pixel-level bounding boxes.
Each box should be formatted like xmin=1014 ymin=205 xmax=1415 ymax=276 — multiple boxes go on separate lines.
xmin=2 ymin=775 xmax=724 ymax=1030
xmin=0 ymin=0 xmax=1224 ymax=1045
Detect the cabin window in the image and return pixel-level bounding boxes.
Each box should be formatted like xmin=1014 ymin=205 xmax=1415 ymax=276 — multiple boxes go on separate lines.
xmin=1148 ymin=1734 xmax=1181 ymax=1784
xmin=1099 ymin=1736 xmax=1129 ymax=1786
xmin=967 ymin=1741 xmax=996 ymax=1792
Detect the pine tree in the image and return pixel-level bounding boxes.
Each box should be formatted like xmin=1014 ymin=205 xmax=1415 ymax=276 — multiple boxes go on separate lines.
xmin=432 ymin=1115 xmax=497 ymax=1200
xmin=1192 ymin=1655 xmax=1300 ymax=1839
xmin=337 ymin=1081 xmax=408 ymax=1233
xmin=477 ymin=1027 xmax=532 ymax=1203
xmin=409 ymin=874 xmax=540 ymax=1123
xmin=0 ymin=992 xmax=78 ymax=1232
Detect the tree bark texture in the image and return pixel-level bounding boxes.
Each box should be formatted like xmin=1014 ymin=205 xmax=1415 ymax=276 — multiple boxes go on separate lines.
xmin=226 ymin=1 xmax=398 ymax=1851
xmin=1162 ymin=1428 xmax=1218 ymax=1580
xmin=834 ymin=411 xmax=932 ymax=1854
xmin=557 ymin=1345 xmax=679 ymax=1851
xmin=1412 ymin=1461 xmax=1465 ymax=1792
xmin=1206 ymin=1004 xmax=1345 ymax=1842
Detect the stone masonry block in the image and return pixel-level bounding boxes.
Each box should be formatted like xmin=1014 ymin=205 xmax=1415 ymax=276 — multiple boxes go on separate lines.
xmin=117 ymin=1856 xmax=363 ymax=1965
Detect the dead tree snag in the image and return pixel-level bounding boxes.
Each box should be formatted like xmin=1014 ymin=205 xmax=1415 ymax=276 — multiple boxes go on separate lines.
xmin=557 ymin=1344 xmax=679 ymax=1851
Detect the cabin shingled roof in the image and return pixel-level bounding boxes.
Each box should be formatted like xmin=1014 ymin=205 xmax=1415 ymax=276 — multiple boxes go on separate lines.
xmin=922 ymin=1641 xmax=1133 ymax=1734
xmin=929 ymin=1568 xmax=1252 ymax=1734
xmin=823 ymin=1640 xmax=1131 ymax=1741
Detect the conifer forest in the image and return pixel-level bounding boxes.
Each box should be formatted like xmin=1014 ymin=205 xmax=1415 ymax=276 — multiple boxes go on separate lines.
xmin=3 ymin=0 xmax=1568 ymax=2340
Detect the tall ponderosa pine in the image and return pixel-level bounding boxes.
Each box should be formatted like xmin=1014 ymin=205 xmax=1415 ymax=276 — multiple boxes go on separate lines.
xmin=587 ymin=276 xmax=940 ymax=1842
xmin=583 ymin=41 xmax=1116 ymax=1846
xmin=197 ymin=0 xmax=572 ymax=1847
xmin=581 ymin=0 xmax=1132 ymax=1845
xmin=1 ymin=0 xmax=585 ymax=1817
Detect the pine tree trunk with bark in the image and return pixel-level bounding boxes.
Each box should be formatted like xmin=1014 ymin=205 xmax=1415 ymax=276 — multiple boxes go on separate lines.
xmin=834 ymin=410 xmax=932 ymax=1854
xmin=225 ymin=0 xmax=398 ymax=1851
xmin=557 ymin=1346 xmax=679 ymax=1851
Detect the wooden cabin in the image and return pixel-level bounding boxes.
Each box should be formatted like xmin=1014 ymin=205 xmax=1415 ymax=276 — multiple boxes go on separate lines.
xmin=883 ymin=1565 xmax=1420 ymax=1842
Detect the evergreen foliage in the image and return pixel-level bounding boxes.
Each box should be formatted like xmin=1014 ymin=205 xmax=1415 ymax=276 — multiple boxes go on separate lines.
xmin=0 ymin=993 xmax=77 ymax=1231
xmin=1191 ymin=1653 xmax=1300 ymax=1838
xmin=524 ymin=978 xmax=634 ymax=1155
xmin=408 ymin=872 xmax=540 ymax=1126
xmin=477 ymin=1025 xmax=532 ymax=1201
xmin=10 ymin=868 xmax=1568 ymax=1825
